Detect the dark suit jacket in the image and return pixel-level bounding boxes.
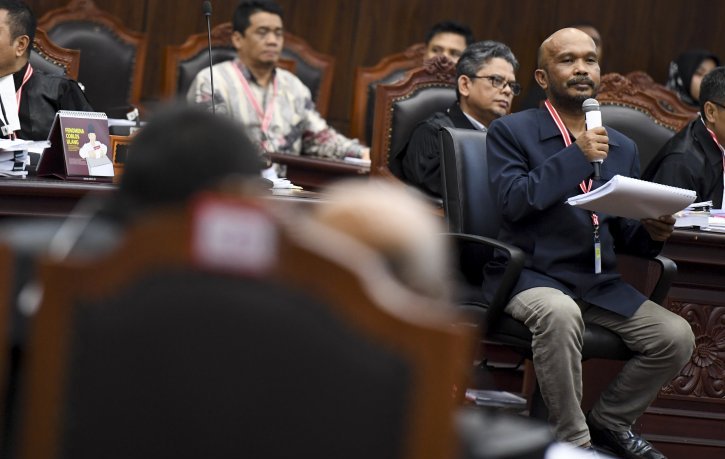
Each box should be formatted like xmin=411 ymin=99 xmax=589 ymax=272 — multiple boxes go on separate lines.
xmin=486 ymin=107 xmax=663 ymax=317
xmin=399 ymin=103 xmax=476 ymax=197
xmin=643 ymin=118 xmax=723 ymax=208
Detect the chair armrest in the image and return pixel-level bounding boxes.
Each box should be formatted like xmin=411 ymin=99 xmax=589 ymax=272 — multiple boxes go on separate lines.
xmin=443 ymin=232 xmax=524 ymax=332
xmin=615 ymin=252 xmax=677 ymax=306
xmin=649 ymin=254 xmax=677 ymax=305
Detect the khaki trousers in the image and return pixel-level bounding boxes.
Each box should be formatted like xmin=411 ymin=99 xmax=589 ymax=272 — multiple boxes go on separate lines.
xmin=506 ymin=287 xmax=695 ymax=446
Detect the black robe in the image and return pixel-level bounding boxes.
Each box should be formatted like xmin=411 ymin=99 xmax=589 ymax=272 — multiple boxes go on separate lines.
xmin=398 ymin=103 xmax=477 ymax=198
xmin=10 ymin=62 xmax=94 ymax=141
xmin=643 ymin=118 xmax=724 ymax=208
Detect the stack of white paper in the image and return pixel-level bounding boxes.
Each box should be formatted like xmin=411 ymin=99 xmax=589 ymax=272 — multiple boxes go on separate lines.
xmin=0 ymin=140 xmax=31 ymax=177
xmin=567 ymin=175 xmax=697 ymax=219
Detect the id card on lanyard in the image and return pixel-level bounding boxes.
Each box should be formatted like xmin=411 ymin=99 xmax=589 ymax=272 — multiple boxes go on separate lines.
xmin=702 ymin=117 xmax=725 ymax=207
xmin=545 ymin=100 xmax=602 ymax=273
xmin=232 ymin=61 xmax=278 ymax=153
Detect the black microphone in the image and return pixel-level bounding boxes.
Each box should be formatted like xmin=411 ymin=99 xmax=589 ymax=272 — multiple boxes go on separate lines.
xmin=582 ymin=98 xmax=602 ymax=179
xmin=203 ymin=1 xmax=215 ymax=115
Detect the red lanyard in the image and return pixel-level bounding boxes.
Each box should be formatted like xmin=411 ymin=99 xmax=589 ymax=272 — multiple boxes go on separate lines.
xmin=232 ymin=61 xmax=277 ymax=150
xmin=16 ymin=63 xmax=33 ymax=108
xmin=702 ymin=117 xmax=725 ymax=174
xmin=544 ymin=99 xmax=599 ymax=226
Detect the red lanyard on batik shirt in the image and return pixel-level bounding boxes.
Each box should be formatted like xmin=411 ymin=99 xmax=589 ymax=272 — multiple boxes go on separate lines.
xmin=232 ymin=60 xmax=278 ymax=153
xmin=0 ymin=64 xmax=32 ymax=140
xmin=545 ymin=99 xmax=602 ymax=273
xmin=702 ymin=116 xmax=725 ymax=207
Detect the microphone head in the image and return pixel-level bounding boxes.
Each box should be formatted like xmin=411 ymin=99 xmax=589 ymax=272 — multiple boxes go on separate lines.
xmin=202 ymin=1 xmax=212 ymax=15
xmin=582 ymin=98 xmax=600 ymax=112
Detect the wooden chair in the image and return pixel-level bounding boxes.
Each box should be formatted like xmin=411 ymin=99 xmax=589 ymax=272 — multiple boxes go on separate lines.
xmin=370 ymin=56 xmax=457 ymax=180
xmin=29 ymin=27 xmax=80 ymax=80
xmin=38 ymin=0 xmax=148 ymax=117
xmin=597 ymin=71 xmax=698 ymax=171
xmin=350 ymin=43 xmax=426 ymax=145
xmin=163 ymin=23 xmax=331 ymax=116
xmin=281 ymin=32 xmax=335 ymax=118
xmin=15 ymin=194 xmax=472 ymax=459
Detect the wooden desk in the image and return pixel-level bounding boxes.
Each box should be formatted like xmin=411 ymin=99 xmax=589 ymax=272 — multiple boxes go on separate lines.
xmin=268 ymin=153 xmax=369 ymax=190
xmin=0 ymin=177 xmax=116 ymax=218
xmin=0 ymin=177 xmax=325 ymax=219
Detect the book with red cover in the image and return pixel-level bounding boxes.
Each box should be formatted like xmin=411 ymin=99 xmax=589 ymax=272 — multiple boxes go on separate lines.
xmin=37 ymin=110 xmax=113 ymax=182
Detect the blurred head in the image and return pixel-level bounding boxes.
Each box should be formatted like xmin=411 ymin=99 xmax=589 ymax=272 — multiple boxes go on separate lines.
xmin=699 ymin=66 xmax=725 ymax=142
xmin=456 ymin=40 xmax=519 ymax=126
xmin=667 ymin=49 xmax=721 ymax=106
xmin=0 ymin=0 xmax=34 ymax=75
xmin=232 ymin=0 xmax=284 ymax=69
xmin=424 ymin=21 xmax=474 ymax=63
xmin=114 ymin=104 xmax=263 ymax=221
xmin=313 ymin=179 xmax=452 ymax=303
xmin=536 ymin=27 xmax=600 ymax=113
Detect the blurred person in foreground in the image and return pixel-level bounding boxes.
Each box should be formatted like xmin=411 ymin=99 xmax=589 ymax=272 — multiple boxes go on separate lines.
xmin=313 ymin=179 xmax=451 ymax=303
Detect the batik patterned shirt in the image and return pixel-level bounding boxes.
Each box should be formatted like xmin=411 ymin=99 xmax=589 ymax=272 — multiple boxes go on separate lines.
xmin=188 ymin=59 xmax=363 ymax=159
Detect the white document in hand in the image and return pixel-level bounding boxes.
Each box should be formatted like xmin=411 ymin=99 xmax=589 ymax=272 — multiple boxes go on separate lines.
xmin=567 ymin=175 xmax=697 ymax=220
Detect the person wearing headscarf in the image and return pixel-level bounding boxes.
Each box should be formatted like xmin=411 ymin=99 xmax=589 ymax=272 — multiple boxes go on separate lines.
xmin=666 ymin=49 xmax=720 ymax=107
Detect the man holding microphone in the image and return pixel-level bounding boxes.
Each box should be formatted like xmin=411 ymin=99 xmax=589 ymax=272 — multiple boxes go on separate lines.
xmin=484 ymin=27 xmax=694 ymax=458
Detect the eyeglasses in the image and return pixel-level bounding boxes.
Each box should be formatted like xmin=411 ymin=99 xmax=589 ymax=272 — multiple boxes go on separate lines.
xmin=710 ymin=100 xmax=725 ymax=110
xmin=469 ymin=74 xmax=521 ymax=95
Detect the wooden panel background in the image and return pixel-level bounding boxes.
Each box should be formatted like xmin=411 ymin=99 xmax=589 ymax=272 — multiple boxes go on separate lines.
xmin=26 ymin=0 xmax=725 ymax=136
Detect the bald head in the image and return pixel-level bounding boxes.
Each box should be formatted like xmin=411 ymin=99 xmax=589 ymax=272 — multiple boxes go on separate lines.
xmin=537 ymin=27 xmax=596 ymax=70
xmin=535 ymin=27 xmax=600 ymax=113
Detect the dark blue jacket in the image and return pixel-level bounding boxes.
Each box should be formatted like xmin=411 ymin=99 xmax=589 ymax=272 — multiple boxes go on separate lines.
xmin=486 ymin=107 xmax=663 ymax=317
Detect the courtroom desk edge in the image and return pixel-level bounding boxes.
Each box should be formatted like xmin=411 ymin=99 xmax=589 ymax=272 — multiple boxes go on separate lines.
xmin=663 ymin=229 xmax=725 ymax=266
xmin=0 ymin=177 xmax=116 ymax=218
xmin=0 ymin=177 xmax=324 ymax=218
xmin=268 ymin=152 xmax=370 ymax=173
xmin=0 ymin=177 xmax=116 ymax=197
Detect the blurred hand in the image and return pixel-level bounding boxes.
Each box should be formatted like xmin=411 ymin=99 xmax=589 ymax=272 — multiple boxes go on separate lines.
xmin=575 ymin=126 xmax=608 ymax=163
xmin=360 ymin=147 xmax=370 ymax=161
xmin=641 ymin=214 xmax=676 ymax=241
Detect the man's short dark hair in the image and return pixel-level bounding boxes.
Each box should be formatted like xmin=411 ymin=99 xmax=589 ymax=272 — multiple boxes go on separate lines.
xmin=456 ymin=41 xmax=519 ymax=101
xmin=425 ymin=21 xmax=474 ymax=46
xmin=699 ymin=66 xmax=725 ymax=113
xmin=233 ymin=0 xmax=284 ymax=35
xmin=0 ymin=0 xmax=36 ymax=54
xmin=117 ymin=104 xmax=263 ymax=219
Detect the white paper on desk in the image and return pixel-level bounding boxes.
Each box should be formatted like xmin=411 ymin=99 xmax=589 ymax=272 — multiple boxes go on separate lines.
xmin=343 ymin=157 xmax=371 ymax=167
xmin=270 ymin=178 xmax=302 ymax=190
xmin=23 ymin=140 xmax=50 ymax=154
xmin=567 ymin=175 xmax=696 ymax=220
xmin=0 ymin=138 xmax=30 ymax=150
xmin=0 ymin=74 xmax=20 ymax=133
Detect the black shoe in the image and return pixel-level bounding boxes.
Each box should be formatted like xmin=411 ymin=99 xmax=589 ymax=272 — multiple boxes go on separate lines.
xmin=586 ymin=414 xmax=666 ymax=459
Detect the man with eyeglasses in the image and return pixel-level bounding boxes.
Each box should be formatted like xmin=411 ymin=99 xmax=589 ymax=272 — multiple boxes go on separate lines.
xmin=188 ymin=0 xmax=369 ymax=164
xmin=401 ymin=40 xmax=519 ymax=198
xmin=485 ymin=27 xmax=693 ymax=458
xmin=644 ymin=66 xmax=725 ymax=208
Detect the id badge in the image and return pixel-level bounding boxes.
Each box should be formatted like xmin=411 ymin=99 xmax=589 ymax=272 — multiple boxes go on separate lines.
xmin=594 ymin=241 xmax=602 ymax=274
